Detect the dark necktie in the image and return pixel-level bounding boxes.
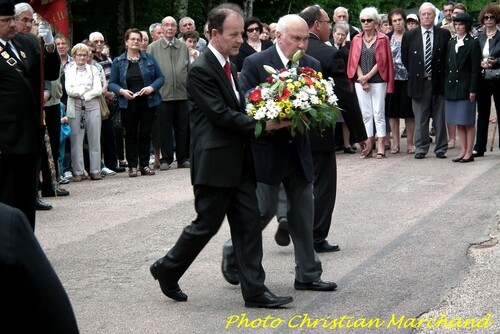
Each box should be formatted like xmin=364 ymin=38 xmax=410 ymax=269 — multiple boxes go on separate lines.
xmin=287 ymin=61 xmax=292 ymax=69
xmin=224 ymin=61 xmax=232 ymax=85
xmin=424 ymin=30 xmax=432 ymax=75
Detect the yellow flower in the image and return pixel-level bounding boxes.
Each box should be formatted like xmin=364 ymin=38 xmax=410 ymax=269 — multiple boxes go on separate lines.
xmin=279 ymin=112 xmax=286 ymax=118
xmin=277 ymin=101 xmax=285 ymax=109
xmin=318 ymin=72 xmax=323 ymax=79
xmin=294 ymin=81 xmax=301 ymax=88
xmin=285 ymin=107 xmax=291 ymax=115
xmin=258 ymin=101 xmax=265 ymax=107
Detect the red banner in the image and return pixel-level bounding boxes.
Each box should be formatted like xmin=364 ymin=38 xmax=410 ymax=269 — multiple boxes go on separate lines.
xmin=30 ymin=0 xmax=69 ymax=38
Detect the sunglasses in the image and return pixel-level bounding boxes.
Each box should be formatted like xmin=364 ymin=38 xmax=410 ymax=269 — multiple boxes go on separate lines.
xmin=247 ymin=27 xmax=260 ymax=33
xmin=361 ymin=19 xmax=374 ymax=24
xmin=484 ymin=15 xmax=496 ymax=21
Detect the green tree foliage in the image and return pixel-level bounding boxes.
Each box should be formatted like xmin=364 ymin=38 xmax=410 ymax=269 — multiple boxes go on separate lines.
xmin=68 ymin=0 xmax=494 ymax=56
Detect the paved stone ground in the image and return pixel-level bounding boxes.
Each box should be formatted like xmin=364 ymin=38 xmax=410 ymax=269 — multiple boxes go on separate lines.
xmin=35 ymin=118 xmax=500 ymax=334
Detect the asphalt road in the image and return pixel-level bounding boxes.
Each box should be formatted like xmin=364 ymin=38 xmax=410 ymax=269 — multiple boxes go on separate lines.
xmin=36 ymin=137 xmax=500 ymax=334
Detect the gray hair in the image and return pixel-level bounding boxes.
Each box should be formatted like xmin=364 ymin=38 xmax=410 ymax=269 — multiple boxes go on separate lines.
xmin=419 ymin=2 xmax=437 ymax=16
xmin=359 ymin=7 xmax=379 ymax=22
xmin=334 ymin=7 xmax=349 ymax=17
xmin=89 ymin=32 xmax=104 ymax=42
xmin=14 ymin=2 xmax=33 ymax=16
xmin=333 ymin=21 xmax=349 ymax=33
xmin=149 ymin=23 xmax=161 ymax=34
xmin=179 ymin=16 xmax=195 ymax=28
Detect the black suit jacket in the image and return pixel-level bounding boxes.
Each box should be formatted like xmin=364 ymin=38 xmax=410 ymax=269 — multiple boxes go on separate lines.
xmin=239 ymin=45 xmax=319 ymax=185
xmin=187 ymin=48 xmax=256 ymax=188
xmin=230 ymin=39 xmax=274 ymax=72
xmin=445 ymin=34 xmax=482 ymax=100
xmin=0 ymin=203 xmax=79 ymax=332
xmin=401 ymin=26 xmax=450 ymax=98
xmin=306 ymin=33 xmax=367 ymax=151
xmin=0 ymin=34 xmax=60 ymax=154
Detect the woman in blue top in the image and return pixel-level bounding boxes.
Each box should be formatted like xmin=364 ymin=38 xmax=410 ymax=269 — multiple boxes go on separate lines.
xmin=109 ymin=28 xmax=165 ymax=177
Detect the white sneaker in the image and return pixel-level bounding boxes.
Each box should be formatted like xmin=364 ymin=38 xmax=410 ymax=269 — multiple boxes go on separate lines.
xmin=63 ymin=171 xmax=73 ymax=180
xmin=101 ymin=167 xmax=116 ymax=176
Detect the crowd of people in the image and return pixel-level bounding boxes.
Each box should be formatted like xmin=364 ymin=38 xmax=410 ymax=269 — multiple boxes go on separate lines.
xmin=1 ymin=0 xmax=500 ymax=327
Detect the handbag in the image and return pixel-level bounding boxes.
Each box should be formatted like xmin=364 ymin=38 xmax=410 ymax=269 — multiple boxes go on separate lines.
xmin=484 ymin=68 xmax=500 ymax=81
xmin=98 ymin=95 xmax=110 ymax=120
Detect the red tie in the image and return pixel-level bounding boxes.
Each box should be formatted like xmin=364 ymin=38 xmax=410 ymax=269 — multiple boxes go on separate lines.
xmin=224 ymin=61 xmax=232 ymax=85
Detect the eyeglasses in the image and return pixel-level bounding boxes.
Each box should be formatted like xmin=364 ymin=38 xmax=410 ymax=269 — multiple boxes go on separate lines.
xmin=94 ymin=40 xmax=105 ymax=44
xmin=75 ymin=53 xmax=88 ymax=58
xmin=16 ymin=17 xmax=34 ymax=24
xmin=318 ymin=20 xmax=331 ymax=24
xmin=247 ymin=27 xmax=260 ymax=33
xmin=360 ymin=19 xmax=374 ymax=24
xmin=484 ymin=15 xmax=496 ymax=21
xmin=128 ymin=38 xmax=142 ymax=42
xmin=0 ymin=16 xmax=16 ymax=24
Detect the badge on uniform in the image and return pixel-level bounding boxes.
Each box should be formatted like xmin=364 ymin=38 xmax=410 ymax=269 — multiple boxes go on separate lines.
xmin=20 ymin=51 xmax=26 ymax=58
xmin=1 ymin=51 xmax=9 ymax=59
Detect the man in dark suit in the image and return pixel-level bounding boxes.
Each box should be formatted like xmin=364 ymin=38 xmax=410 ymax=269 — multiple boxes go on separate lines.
xmin=0 ymin=0 xmax=60 ymax=230
xmin=298 ymin=5 xmax=369 ymax=252
xmin=332 ymin=6 xmax=360 ymax=42
xmin=222 ymin=14 xmax=337 ymax=292
xmin=401 ymin=2 xmax=451 ymax=160
xmin=149 ymin=3 xmax=292 ymax=308
xmin=0 ymin=203 xmax=79 ymax=332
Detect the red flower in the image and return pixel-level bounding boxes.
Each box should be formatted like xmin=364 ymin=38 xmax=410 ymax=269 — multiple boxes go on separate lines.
xmin=250 ymin=89 xmax=262 ymax=103
xmin=276 ymin=88 xmax=291 ymax=101
xmin=304 ymin=76 xmax=314 ymax=86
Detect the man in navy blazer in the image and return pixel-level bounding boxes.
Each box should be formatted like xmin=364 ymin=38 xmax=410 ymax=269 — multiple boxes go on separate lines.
xmin=222 ymin=14 xmax=337 ymax=292
xmin=149 ymin=3 xmax=292 ymax=308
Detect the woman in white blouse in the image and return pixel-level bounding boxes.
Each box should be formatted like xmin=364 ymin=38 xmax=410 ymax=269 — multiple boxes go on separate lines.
xmin=65 ymin=43 xmax=103 ymax=181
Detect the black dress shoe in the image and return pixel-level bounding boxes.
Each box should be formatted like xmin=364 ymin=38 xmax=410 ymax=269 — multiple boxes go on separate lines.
xmin=245 ymin=291 xmax=293 ymax=308
xmin=452 ymin=157 xmax=464 ymax=162
xmin=294 ymin=279 xmax=337 ymax=291
xmin=112 ymin=166 xmax=126 ymax=173
xmin=436 ymin=152 xmax=447 ymax=159
xmin=274 ymin=219 xmax=290 ymax=246
xmin=315 ymin=241 xmax=340 ymax=253
xmin=414 ymin=153 xmax=426 ymax=159
xmin=42 ymin=187 xmax=70 ymax=197
xmin=343 ymin=146 xmax=356 ymax=154
xmin=473 ymin=151 xmax=484 ymax=157
xmin=36 ymin=198 xmax=53 ymax=211
xmin=150 ymin=260 xmax=187 ymax=301
xmin=460 ymin=156 xmax=474 ymax=163
xmin=221 ymin=245 xmax=240 ymax=285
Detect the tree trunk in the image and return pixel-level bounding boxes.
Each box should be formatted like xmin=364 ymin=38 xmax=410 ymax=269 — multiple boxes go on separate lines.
xmin=244 ymin=0 xmax=253 ymax=19
xmin=177 ymin=0 xmax=188 ymax=19
xmin=117 ymin=0 xmax=126 ymax=54
xmin=128 ymin=0 xmax=135 ymax=26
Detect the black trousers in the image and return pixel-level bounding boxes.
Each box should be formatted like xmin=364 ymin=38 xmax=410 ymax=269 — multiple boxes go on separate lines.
xmin=159 ymin=176 xmax=268 ymax=300
xmin=123 ymin=102 xmax=155 ymax=169
xmin=0 ymin=153 xmax=37 ymax=229
xmin=312 ymin=151 xmax=337 ymax=246
xmin=474 ymin=80 xmax=500 ymax=154
xmin=101 ymin=118 xmax=118 ymax=170
xmin=158 ymin=100 xmax=189 ymax=164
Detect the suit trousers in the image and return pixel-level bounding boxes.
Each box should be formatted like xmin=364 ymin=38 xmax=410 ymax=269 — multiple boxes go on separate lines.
xmin=0 ymin=154 xmax=37 ymax=229
xmin=412 ymin=80 xmax=447 ymax=155
xmin=474 ymin=81 xmax=500 ymax=154
xmin=224 ymin=153 xmax=322 ymax=283
xmin=312 ymin=151 xmax=337 ymax=246
xmin=160 ymin=178 xmax=268 ymax=300
xmin=158 ymin=100 xmax=189 ymax=165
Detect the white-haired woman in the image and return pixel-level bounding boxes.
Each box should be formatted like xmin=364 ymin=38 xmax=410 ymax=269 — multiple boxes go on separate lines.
xmin=65 ymin=43 xmax=103 ymax=181
xmin=347 ymin=7 xmax=394 ymax=158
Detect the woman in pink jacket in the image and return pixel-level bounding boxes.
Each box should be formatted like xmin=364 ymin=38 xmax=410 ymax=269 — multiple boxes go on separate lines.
xmin=347 ymin=7 xmax=394 ymax=159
